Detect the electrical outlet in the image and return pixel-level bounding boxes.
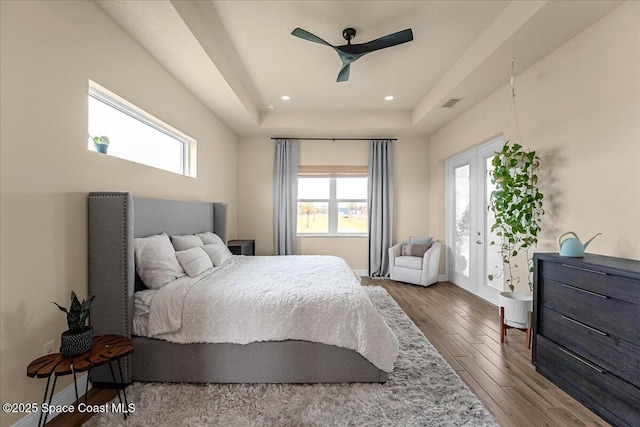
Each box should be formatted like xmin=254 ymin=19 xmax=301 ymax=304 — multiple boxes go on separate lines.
xmin=43 ymin=340 xmax=55 ymax=356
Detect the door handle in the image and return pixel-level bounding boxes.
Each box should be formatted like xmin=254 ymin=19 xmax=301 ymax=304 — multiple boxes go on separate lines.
xmin=476 ymin=240 xmax=482 ymax=244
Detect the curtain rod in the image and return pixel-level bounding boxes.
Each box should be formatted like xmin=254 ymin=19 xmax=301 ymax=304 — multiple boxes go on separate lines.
xmin=270 ymin=137 xmax=397 ymax=141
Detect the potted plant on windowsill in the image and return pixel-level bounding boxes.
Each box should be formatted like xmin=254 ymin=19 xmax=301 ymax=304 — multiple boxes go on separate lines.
xmin=53 ymin=291 xmax=95 ymax=357
xmin=91 ymin=135 xmax=110 ymax=154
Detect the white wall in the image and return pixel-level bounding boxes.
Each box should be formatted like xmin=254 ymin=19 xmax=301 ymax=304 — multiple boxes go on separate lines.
xmin=238 ymin=137 xmax=430 ymax=270
xmin=0 ymin=2 xmax=238 ymax=424
xmin=428 ymin=1 xmax=640 ymax=290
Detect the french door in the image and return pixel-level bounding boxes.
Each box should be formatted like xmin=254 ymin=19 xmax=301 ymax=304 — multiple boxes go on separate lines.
xmin=445 ymin=138 xmax=503 ymax=305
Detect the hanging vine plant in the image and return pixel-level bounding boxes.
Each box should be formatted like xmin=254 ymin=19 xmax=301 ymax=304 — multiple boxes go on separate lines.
xmin=488 ymin=141 xmax=544 ymax=291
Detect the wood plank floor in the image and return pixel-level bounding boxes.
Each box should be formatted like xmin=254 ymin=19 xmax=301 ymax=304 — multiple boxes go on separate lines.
xmin=363 ymin=279 xmax=610 ymax=427
xmin=49 ymin=280 xmax=608 ymax=426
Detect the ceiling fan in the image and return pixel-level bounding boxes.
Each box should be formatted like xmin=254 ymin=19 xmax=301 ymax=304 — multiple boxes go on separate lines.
xmin=291 ymin=27 xmax=413 ymax=82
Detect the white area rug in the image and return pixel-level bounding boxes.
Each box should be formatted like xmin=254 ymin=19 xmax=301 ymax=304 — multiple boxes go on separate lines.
xmin=86 ymin=287 xmax=497 ymax=426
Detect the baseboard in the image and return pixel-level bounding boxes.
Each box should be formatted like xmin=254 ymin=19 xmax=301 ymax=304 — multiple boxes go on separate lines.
xmin=438 ymin=274 xmax=448 ymax=282
xmin=12 ymin=374 xmax=91 ymax=427
xmin=353 ymin=269 xmax=368 ymax=277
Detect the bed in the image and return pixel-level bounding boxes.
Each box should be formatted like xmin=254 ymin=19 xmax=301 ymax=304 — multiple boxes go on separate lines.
xmin=88 ymin=192 xmax=395 ymax=385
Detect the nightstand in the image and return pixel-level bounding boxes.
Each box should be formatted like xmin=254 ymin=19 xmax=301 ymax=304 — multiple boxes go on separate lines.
xmin=228 ymin=239 xmax=255 ymax=256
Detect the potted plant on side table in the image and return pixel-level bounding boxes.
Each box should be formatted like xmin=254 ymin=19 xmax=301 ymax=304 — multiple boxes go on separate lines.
xmin=53 ymin=291 xmax=95 ymax=357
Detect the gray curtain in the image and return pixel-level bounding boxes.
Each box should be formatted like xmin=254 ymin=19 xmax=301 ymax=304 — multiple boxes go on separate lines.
xmin=368 ymin=140 xmax=394 ymax=277
xmin=273 ymin=139 xmax=299 ymax=255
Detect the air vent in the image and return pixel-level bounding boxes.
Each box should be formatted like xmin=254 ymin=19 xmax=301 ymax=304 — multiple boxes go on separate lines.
xmin=442 ymin=98 xmax=462 ymax=108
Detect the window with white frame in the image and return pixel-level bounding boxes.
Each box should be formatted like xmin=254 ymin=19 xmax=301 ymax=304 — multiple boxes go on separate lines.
xmin=297 ymin=169 xmax=368 ymax=236
xmin=87 ymin=82 xmax=195 ymax=177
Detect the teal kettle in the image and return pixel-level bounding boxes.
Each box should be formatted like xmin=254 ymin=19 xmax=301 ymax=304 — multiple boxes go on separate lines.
xmin=557 ymin=232 xmax=602 ymax=257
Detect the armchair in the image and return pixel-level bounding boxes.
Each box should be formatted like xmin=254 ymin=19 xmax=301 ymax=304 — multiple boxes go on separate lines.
xmin=388 ymin=241 xmax=441 ymax=287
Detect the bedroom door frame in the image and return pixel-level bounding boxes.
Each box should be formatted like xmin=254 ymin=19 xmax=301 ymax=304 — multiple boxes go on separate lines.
xmin=445 ymin=136 xmax=504 ymax=305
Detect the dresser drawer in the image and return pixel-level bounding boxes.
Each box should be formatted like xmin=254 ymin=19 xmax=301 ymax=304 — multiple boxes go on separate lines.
xmin=541 ymin=278 xmax=640 ymax=344
xmin=539 ymin=307 xmax=640 ymax=389
xmin=536 ymin=335 xmax=640 ymax=427
xmin=543 ymin=261 xmax=640 ymax=305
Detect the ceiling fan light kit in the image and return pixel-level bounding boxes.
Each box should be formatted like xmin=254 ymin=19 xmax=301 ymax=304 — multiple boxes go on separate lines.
xmin=291 ymin=26 xmax=413 ymax=82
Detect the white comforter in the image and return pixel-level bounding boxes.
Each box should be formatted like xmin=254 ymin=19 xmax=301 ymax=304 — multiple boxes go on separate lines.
xmin=145 ymin=255 xmax=399 ymax=372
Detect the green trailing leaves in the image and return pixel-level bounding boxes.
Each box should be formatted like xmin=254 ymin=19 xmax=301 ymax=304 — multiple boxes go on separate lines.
xmin=488 ymin=141 xmax=544 ymax=291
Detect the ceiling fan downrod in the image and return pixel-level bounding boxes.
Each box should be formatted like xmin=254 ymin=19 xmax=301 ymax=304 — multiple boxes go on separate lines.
xmin=342 ymin=28 xmax=356 ymax=45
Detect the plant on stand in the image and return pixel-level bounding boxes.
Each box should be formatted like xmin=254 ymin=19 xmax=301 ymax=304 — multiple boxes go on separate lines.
xmin=53 ymin=291 xmax=95 ymax=357
xmin=488 ymin=141 xmax=544 ymax=292
xmin=489 ymin=59 xmax=545 ymax=341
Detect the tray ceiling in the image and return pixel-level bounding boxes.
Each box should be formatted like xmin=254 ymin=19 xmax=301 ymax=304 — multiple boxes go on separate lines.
xmin=96 ymin=0 xmax=622 ymax=137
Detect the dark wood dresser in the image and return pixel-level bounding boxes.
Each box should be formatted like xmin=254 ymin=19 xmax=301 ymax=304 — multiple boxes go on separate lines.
xmin=533 ymin=253 xmax=640 ymax=427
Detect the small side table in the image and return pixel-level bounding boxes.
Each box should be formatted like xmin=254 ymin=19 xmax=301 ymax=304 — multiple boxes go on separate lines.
xmin=27 ymin=334 xmax=133 ymax=427
xmin=228 ymin=239 xmax=255 ymax=256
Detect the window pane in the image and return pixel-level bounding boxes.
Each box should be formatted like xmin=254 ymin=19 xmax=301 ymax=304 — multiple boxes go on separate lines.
xmin=297 ymin=202 xmax=328 ymax=233
xmin=338 ymin=202 xmax=368 ymax=233
xmin=337 ymin=177 xmax=367 ymax=199
xmin=454 ymin=165 xmax=470 ymax=277
xmin=485 ymin=155 xmax=503 ymax=290
xmin=298 ymin=178 xmax=330 ymax=199
xmin=88 ymin=95 xmax=186 ymax=175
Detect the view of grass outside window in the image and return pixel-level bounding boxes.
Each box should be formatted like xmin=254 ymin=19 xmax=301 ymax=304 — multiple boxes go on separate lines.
xmin=297 ymin=176 xmax=368 ymax=235
xmin=88 ymin=82 xmax=193 ymax=176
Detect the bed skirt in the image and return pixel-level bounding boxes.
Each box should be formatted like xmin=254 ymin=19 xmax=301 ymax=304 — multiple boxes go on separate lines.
xmin=129 ymin=337 xmax=388 ymax=383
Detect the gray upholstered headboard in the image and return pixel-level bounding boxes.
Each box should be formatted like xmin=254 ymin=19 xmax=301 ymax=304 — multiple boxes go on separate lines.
xmin=88 ymin=192 xmax=227 ymax=383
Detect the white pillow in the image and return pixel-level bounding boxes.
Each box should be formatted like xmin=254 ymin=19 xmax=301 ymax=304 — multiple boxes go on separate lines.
xmin=171 ymin=234 xmax=204 ymax=251
xmin=176 ymin=246 xmax=214 ymax=277
xmin=410 ymin=236 xmax=433 ymax=246
xmin=134 ymin=233 xmax=185 ymax=289
xmin=202 ymin=243 xmax=232 ymax=267
xmin=198 ymin=232 xmax=224 ymax=246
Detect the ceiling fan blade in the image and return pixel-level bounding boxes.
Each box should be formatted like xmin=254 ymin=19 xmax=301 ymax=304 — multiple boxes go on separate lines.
xmin=339 ymin=28 xmax=413 ymax=55
xmin=337 ymin=64 xmax=351 ymax=82
xmin=291 ymin=27 xmax=333 ymax=47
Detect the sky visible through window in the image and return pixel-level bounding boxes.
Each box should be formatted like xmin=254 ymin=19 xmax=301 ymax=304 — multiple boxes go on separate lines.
xmin=88 ymin=96 xmax=184 ymax=174
xmin=298 ymin=178 xmax=330 ymax=199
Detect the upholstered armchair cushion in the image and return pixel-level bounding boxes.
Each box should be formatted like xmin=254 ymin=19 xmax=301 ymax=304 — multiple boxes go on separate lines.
xmin=395 ymin=256 xmax=424 ymax=270
xmin=388 ymin=240 xmax=441 ymax=287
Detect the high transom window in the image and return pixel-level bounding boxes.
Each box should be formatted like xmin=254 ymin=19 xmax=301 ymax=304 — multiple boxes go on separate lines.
xmin=88 ymin=81 xmax=195 ymax=177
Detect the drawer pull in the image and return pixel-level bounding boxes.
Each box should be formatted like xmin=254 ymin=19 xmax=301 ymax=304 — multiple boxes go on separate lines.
xmin=562 ymin=283 xmax=609 ymax=299
xmin=562 ymin=315 xmax=608 ymax=336
xmin=558 ymin=347 xmax=604 ymax=373
xmin=561 ymin=264 xmax=606 ymax=275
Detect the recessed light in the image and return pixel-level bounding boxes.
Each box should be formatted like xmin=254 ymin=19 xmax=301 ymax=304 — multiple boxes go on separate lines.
xmin=281 ymin=95 xmax=290 ymax=101
xmin=384 ymin=95 xmax=394 ymax=101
